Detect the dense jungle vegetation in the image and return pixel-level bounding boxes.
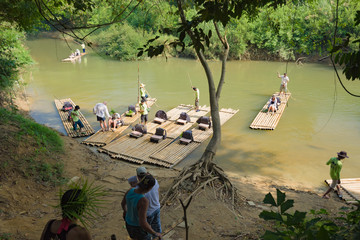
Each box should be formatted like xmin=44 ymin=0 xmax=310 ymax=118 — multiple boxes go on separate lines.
xmin=85 ymin=0 xmax=360 ymax=61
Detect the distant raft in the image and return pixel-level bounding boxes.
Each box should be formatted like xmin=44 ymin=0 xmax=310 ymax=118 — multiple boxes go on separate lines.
xmin=250 ymin=92 xmax=291 ymax=130
xmin=54 ymin=98 xmax=95 ymax=138
xmin=62 ymin=53 xmax=87 ymax=62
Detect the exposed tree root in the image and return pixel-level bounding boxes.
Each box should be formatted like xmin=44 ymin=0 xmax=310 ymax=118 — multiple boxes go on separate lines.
xmin=161 ymin=152 xmax=247 ymax=213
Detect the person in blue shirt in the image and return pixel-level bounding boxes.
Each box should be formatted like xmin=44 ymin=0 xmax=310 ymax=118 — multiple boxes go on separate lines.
xmin=122 ymin=174 xmax=162 ymax=240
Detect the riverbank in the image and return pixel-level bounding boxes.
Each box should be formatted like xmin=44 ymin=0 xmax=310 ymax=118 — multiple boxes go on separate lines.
xmin=0 ymin=92 xmax=349 ymax=239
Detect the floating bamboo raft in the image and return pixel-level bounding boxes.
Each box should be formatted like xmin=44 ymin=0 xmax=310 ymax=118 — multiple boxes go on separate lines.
xmin=150 ymin=108 xmax=239 ymax=167
xmin=250 ymin=93 xmax=291 ymax=130
xmin=98 ymin=105 xmax=211 ymax=166
xmin=325 ymin=178 xmax=360 ymax=204
xmin=54 ymin=98 xmax=95 ymax=138
xmin=62 ymin=53 xmax=87 ymax=62
xmin=81 ymin=98 xmax=157 ymax=146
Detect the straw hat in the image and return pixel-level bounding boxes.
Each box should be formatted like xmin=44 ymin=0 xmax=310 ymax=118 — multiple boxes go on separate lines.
xmin=337 ymin=151 xmax=349 ymax=158
xmin=140 ymin=83 xmax=145 ymax=88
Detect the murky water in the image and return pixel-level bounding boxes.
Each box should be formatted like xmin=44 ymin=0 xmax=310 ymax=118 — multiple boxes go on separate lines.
xmin=24 ymin=38 xmax=360 ymax=189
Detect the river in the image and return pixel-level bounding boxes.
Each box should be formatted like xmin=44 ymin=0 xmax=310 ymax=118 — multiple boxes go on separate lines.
xmin=24 ymin=38 xmax=360 ymax=190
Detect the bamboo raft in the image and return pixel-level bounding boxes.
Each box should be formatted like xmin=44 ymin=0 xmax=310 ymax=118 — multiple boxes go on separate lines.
xmin=54 ymin=98 xmax=95 ymax=138
xmin=250 ymin=93 xmax=291 ymax=130
xmin=62 ymin=53 xmax=87 ymax=62
xmin=325 ymin=178 xmax=360 ymax=204
xmin=150 ymin=108 xmax=239 ymax=167
xmin=81 ymin=98 xmax=157 ymax=146
xmin=98 ymin=105 xmax=211 ymax=166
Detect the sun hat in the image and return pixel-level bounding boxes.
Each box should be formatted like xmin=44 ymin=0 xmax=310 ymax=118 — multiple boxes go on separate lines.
xmin=337 ymin=151 xmax=349 ymax=158
xmin=136 ymin=167 xmax=147 ymax=176
xmin=140 ymin=83 xmax=145 ymax=87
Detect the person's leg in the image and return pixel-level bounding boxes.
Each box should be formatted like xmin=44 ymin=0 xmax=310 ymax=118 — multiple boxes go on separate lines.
xmin=79 ymin=121 xmax=84 ymax=132
xmin=148 ymin=208 xmax=162 ymax=235
xmin=103 ymin=118 xmax=108 ymax=130
xmin=100 ymin=120 xmax=105 ymax=131
xmin=141 ymin=114 xmax=145 ymax=124
xmin=336 ymin=181 xmax=342 ymax=196
xmin=73 ymin=121 xmax=78 ymax=131
xmin=144 ymin=115 xmax=148 ymax=125
xmin=323 ymin=180 xmax=336 ymax=198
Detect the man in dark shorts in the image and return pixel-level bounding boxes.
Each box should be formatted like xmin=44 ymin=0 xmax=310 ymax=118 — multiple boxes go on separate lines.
xmin=93 ymin=101 xmax=111 ymax=132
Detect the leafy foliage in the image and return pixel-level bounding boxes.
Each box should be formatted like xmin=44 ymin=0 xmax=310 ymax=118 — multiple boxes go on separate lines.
xmin=55 ymin=178 xmax=108 ymax=228
xmin=0 ymin=22 xmax=32 ymax=94
xmin=259 ymin=189 xmax=360 ymax=239
xmin=333 ymin=10 xmax=360 ymax=81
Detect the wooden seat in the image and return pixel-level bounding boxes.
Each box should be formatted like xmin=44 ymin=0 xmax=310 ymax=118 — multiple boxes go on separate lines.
xmin=179 ymin=138 xmax=192 ymax=145
xmin=130 ymin=131 xmax=143 ymax=138
xmin=154 ymin=117 xmax=165 ymax=124
xmin=198 ymin=123 xmax=210 ymax=130
xmin=150 ymin=135 xmax=163 ymax=143
xmin=176 ymin=119 xmax=187 ymax=125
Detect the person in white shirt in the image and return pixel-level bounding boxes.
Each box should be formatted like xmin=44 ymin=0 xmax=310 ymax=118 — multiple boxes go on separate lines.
xmin=81 ymin=43 xmax=85 ymax=53
xmin=192 ymin=87 xmax=200 ymax=112
xmin=277 ymin=72 xmax=289 ymax=95
xmin=93 ymin=102 xmax=111 ymax=132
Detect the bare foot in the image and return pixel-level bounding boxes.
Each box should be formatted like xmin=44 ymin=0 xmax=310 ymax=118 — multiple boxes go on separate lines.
xmin=322 ymin=195 xmax=330 ymax=199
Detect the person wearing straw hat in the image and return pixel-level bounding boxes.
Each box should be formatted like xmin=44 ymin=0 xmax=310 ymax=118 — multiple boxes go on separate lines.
xmin=140 ymin=83 xmax=148 ymax=102
xmin=122 ymin=174 xmax=162 ymax=240
xmin=322 ymin=151 xmax=349 ymax=199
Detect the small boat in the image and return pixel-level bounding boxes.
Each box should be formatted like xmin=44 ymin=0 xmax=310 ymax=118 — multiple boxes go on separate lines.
xmin=62 ymin=53 xmax=87 ymax=62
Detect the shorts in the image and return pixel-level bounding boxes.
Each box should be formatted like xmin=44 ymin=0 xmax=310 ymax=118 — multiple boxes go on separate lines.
xmin=97 ymin=116 xmax=105 ymax=122
xmin=280 ymin=84 xmax=287 ymax=92
xmin=195 ymin=99 xmax=199 ymax=107
xmin=141 ymin=114 xmax=148 ymax=123
xmin=126 ymin=222 xmax=150 ymax=240
xmin=330 ymin=179 xmax=340 ymax=189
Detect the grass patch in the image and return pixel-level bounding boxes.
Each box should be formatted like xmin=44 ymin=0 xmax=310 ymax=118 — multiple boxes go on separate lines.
xmin=0 ymin=108 xmax=63 ymax=153
xmin=0 ymin=108 xmax=66 ymax=185
xmin=0 ymin=233 xmax=12 ymax=240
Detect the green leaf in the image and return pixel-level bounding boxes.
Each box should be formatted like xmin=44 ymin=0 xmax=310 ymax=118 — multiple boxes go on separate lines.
xmin=263 ymin=192 xmax=276 ymax=206
xmin=259 ymin=211 xmax=283 ymax=221
xmin=316 ymin=226 xmax=331 ymax=240
xmin=276 ymin=189 xmax=286 ymax=206
xmin=280 ymin=199 xmax=294 ymax=214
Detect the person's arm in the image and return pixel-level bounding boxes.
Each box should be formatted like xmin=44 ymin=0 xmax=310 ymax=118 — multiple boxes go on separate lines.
xmin=121 ymin=190 xmax=130 ymax=220
xmin=105 ymin=106 xmax=111 ymax=118
xmin=40 ymin=220 xmax=52 ymax=240
xmin=277 ymin=72 xmax=281 ymax=78
xmin=138 ymin=198 xmax=162 ymax=238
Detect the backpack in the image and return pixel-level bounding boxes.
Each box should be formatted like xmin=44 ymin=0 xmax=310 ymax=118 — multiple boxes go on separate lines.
xmin=61 ymin=102 xmax=73 ymax=112
xmin=133 ymin=124 xmax=147 ymax=134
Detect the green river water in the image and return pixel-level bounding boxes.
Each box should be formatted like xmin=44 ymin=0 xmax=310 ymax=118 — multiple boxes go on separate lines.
xmin=24 ymin=38 xmax=360 ymax=190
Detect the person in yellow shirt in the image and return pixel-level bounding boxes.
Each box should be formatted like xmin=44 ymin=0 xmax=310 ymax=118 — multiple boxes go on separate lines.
xmin=139 ymin=99 xmax=149 ymax=124
xmin=322 ymin=151 xmax=349 ymax=199
xmin=192 ymin=87 xmax=200 ymax=112
xmin=71 ymin=105 xmax=84 ymax=133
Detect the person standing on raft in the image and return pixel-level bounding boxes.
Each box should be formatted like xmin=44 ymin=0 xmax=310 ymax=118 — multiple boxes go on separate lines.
xmin=192 ymin=86 xmax=200 ymax=112
xmin=277 ymin=72 xmax=289 ymax=96
xmin=93 ymin=101 xmax=111 ymax=132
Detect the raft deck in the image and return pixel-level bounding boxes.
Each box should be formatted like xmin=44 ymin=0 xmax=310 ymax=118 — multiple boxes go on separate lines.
xmin=250 ymin=92 xmax=291 ymax=130
xmin=54 ymin=98 xmax=95 ymax=138
xmin=325 ymin=178 xmax=360 ymax=204
xmin=150 ymin=108 xmax=239 ymax=167
xmin=98 ymin=105 xmax=211 ymax=167
xmin=81 ymin=98 xmax=157 ymax=147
